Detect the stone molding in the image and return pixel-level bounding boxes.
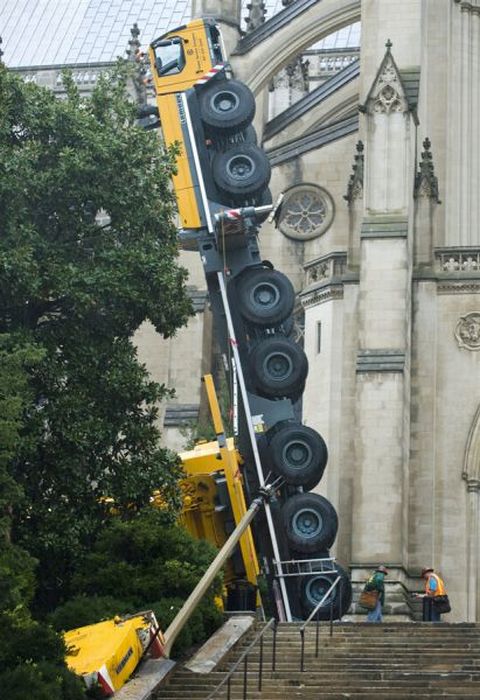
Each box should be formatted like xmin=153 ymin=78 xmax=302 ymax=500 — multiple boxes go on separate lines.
xmin=455 ymin=313 xmax=480 ymax=350
xmin=300 ymin=284 xmax=344 ymax=308
xmin=437 ymin=281 xmax=480 ymax=295
xmin=455 ymin=0 xmax=480 ymax=14
xmin=466 ymin=478 xmax=480 ymax=492
xmin=360 ymin=217 xmax=408 ymax=239
xmin=356 ymin=349 xmax=405 ymax=373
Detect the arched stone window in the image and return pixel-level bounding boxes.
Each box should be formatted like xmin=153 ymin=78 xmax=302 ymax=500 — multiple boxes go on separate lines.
xmin=278 ymin=184 xmax=334 ymax=241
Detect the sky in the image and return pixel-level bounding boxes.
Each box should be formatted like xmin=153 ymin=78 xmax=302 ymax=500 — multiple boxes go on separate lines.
xmin=0 ymin=0 xmax=359 ymax=68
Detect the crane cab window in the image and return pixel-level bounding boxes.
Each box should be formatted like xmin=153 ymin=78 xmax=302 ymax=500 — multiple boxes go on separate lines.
xmin=154 ymin=38 xmax=185 ymax=76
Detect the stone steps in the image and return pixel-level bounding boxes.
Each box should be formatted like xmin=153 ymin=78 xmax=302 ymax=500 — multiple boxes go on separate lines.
xmin=153 ymin=622 xmax=480 ymax=699
xmin=172 ymin=673 xmax=480 ymax=682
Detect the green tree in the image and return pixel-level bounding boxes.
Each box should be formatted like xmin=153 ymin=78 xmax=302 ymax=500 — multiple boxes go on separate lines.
xmin=0 ymin=61 xmax=193 ymax=609
xmin=0 ymin=333 xmax=84 ymax=698
xmin=0 ymin=334 xmax=41 ymax=611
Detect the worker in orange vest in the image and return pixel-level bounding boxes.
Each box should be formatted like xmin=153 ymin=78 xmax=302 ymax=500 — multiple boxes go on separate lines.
xmin=415 ymin=567 xmax=448 ymax=622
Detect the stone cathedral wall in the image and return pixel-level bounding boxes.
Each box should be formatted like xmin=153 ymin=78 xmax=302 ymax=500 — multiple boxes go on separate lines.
xmin=153 ymin=0 xmax=480 ymax=621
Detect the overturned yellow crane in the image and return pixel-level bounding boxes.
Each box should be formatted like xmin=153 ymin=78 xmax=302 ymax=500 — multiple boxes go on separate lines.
xmin=177 ymin=374 xmax=260 ymax=609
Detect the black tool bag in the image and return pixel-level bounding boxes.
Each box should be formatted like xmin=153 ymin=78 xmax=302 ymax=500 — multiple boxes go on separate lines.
xmin=433 ymin=594 xmax=451 ymax=614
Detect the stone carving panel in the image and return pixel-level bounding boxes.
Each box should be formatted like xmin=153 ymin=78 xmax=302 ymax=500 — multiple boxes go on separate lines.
xmin=365 ymin=43 xmax=409 ymax=116
xmin=304 ymin=253 xmax=347 ymax=286
xmin=278 ymin=184 xmax=334 ymax=241
xmin=455 ymin=313 xmax=480 ymax=350
xmin=435 ymin=249 xmax=480 ymax=273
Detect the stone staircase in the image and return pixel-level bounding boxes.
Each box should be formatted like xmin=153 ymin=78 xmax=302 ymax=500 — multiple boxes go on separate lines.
xmin=154 ymin=622 xmax=480 ymax=699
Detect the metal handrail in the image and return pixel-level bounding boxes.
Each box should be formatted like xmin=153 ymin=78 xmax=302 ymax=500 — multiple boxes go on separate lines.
xmin=206 ymin=617 xmax=277 ymax=700
xmin=299 ymin=575 xmax=342 ymax=672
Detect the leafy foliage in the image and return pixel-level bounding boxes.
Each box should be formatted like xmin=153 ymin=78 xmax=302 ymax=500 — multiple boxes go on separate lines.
xmin=0 ymin=610 xmax=85 ymax=700
xmin=0 ymin=333 xmax=84 ymax=698
xmin=0 ymin=334 xmax=42 ymax=610
xmin=72 ymin=509 xmax=219 ymax=598
xmin=50 ymin=509 xmax=223 ymax=656
xmin=0 ymin=61 xmax=193 ymax=608
xmin=48 ymin=595 xmax=136 ymax=633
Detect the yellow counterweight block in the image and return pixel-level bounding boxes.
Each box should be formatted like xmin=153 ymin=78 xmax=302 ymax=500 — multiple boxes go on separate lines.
xmin=65 ymin=613 xmax=163 ymax=696
xmin=179 ymin=438 xmax=260 ymax=592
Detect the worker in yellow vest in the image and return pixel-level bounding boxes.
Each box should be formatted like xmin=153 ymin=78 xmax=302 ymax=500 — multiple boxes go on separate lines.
xmin=415 ymin=567 xmax=449 ymax=622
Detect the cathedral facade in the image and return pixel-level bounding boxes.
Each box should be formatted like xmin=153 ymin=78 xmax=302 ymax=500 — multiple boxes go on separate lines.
xmin=171 ymin=0 xmax=480 ymax=622
xmin=3 ymin=0 xmax=479 ymax=621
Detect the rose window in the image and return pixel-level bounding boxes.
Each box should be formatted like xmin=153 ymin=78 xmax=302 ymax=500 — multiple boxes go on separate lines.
xmin=278 ymin=184 xmax=334 ymax=241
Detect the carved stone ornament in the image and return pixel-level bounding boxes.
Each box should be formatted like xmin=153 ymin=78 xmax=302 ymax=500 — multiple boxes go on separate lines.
xmin=373 ymin=61 xmax=407 ymax=113
xmin=415 ymin=138 xmax=441 ymax=202
xmin=455 ymin=313 xmax=480 ymax=350
xmin=278 ymin=184 xmax=335 ymax=241
xmin=362 ymin=41 xmax=409 ymax=115
xmin=126 ymin=23 xmax=150 ymax=105
xmin=273 ymin=56 xmax=309 ymax=94
xmin=344 ymin=141 xmax=364 ymax=203
xmin=245 ymin=0 xmax=266 ymax=33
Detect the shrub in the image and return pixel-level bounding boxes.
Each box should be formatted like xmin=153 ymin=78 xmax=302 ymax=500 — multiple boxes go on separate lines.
xmin=50 ymin=509 xmax=224 ymax=656
xmin=0 ymin=611 xmax=85 ymax=700
xmin=49 ymin=595 xmax=136 ymax=633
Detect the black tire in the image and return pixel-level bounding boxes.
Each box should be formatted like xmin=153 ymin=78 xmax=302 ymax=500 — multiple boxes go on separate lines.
xmin=243 ymin=124 xmax=258 ymax=144
xmin=248 ymin=337 xmax=307 ymax=399
xmin=268 ymin=424 xmax=327 ymax=487
xmin=280 ymin=315 xmax=295 ymax=337
xmin=301 ymin=470 xmax=325 ymax=493
xmin=236 ymin=267 xmax=295 ymax=327
xmin=282 ymin=493 xmax=338 ymax=553
xmin=199 ymin=79 xmax=256 ymax=135
xmin=212 ymin=144 xmax=271 ymax=201
xmin=299 ymin=562 xmax=352 ymax=620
